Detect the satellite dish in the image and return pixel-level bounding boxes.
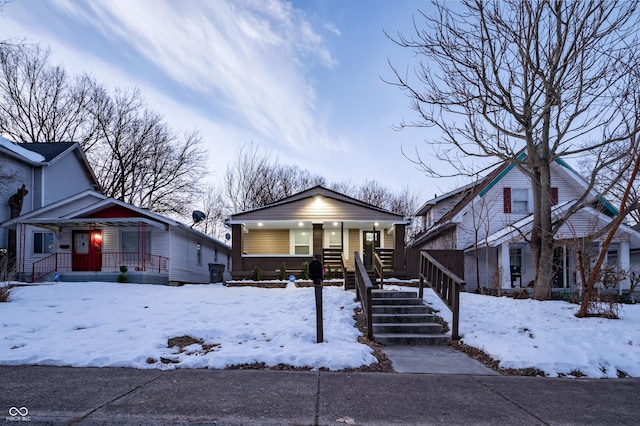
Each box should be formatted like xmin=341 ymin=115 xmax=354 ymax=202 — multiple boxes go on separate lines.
xmin=192 ymin=210 xmax=206 ymax=224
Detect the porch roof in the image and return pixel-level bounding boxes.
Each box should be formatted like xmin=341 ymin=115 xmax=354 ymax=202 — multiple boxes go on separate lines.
xmin=10 ymin=217 xmax=167 ymax=232
xmin=233 ymin=219 xmax=400 ymax=232
xmin=467 ymin=202 xmax=640 ymax=252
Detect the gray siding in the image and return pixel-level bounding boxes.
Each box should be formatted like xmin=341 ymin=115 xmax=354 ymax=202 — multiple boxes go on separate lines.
xmin=0 ymin=158 xmax=33 ymax=250
xmin=43 ymin=152 xmax=95 ymax=206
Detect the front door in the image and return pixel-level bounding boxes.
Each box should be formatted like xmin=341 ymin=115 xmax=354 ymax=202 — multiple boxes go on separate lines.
xmin=552 ymin=246 xmax=566 ymax=288
xmin=72 ymin=230 xmax=102 ymax=271
xmin=362 ymin=230 xmax=380 ymax=269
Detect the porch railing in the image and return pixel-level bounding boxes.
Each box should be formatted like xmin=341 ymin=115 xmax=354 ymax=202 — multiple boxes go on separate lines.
xmin=354 ymin=251 xmax=373 ymax=340
xmin=373 ymin=248 xmax=394 ymax=287
xmin=419 ymin=250 xmax=464 ymax=340
xmin=31 ymin=251 xmax=169 ymax=282
xmin=323 ymin=248 xmax=346 ymax=279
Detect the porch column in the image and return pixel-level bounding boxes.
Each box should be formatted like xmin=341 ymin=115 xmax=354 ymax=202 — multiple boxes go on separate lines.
xmin=313 ymin=223 xmax=323 ymax=260
xmin=619 ymin=239 xmax=631 ymax=292
xmin=231 ymin=223 xmax=243 ymax=274
xmin=498 ymin=242 xmax=511 ymax=289
xmin=394 ymin=223 xmax=406 ymax=273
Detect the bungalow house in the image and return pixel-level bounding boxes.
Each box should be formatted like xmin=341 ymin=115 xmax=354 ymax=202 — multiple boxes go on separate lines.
xmin=410 ymin=156 xmax=640 ymax=294
xmin=225 ymin=186 xmax=409 ymax=282
xmin=0 ymin=138 xmax=100 ymax=256
xmin=1 ymin=190 xmax=231 ymax=284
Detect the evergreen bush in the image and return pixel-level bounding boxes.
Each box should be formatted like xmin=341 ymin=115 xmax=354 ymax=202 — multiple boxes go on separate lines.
xmin=300 ymin=261 xmax=310 ymax=280
xmin=278 ymin=262 xmax=287 ymax=281
xmin=252 ymin=265 xmax=263 ymax=281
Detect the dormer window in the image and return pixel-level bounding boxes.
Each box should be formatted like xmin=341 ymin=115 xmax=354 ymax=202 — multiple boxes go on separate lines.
xmin=503 ymin=187 xmax=530 ymax=214
xmin=512 ymin=188 xmax=529 ymax=213
xmin=504 ymin=187 xmax=558 ymax=213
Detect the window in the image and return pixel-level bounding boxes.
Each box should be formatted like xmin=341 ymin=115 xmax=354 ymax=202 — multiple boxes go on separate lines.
xmin=196 ymin=243 xmax=202 ymax=265
xmin=504 ymin=187 xmax=530 ymax=214
xmin=121 ymin=231 xmax=151 ymax=254
xmin=327 ymin=230 xmax=341 ymax=248
xmin=512 ymin=189 xmax=529 ymax=213
xmin=34 ymin=232 xmax=54 ymax=254
xmin=293 ymin=230 xmax=311 ymax=255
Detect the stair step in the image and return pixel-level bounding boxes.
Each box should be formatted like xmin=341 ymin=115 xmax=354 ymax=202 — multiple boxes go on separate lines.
xmin=372 ymin=313 xmax=436 ymax=323
xmin=375 ymin=333 xmax=451 ymax=346
xmin=373 ymin=322 xmax=443 ymax=334
xmin=372 ymin=290 xmax=418 ymax=299
xmin=371 ymin=297 xmax=423 ymax=306
xmin=372 ymin=305 xmax=433 ymax=314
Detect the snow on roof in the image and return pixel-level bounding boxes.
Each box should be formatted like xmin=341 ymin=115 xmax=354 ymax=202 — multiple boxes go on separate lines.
xmin=0 ymin=135 xmax=45 ymax=163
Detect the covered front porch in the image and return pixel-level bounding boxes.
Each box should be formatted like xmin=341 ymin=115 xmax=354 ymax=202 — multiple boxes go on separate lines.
xmin=229 ymin=220 xmax=406 ymax=282
xmin=15 ymin=218 xmax=170 ymax=283
xmin=464 ymin=207 xmax=640 ymax=293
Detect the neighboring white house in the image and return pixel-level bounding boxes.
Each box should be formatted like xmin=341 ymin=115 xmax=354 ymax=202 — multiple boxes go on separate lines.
xmin=1 ymin=190 xmax=231 ymax=284
xmin=1 ymin=137 xmax=231 ymax=284
xmin=411 ymin=156 xmax=640 ymax=294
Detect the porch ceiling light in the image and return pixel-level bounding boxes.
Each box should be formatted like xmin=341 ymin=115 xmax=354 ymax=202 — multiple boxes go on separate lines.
xmin=333 ymin=222 xmax=339 ymax=226
xmin=374 ymin=222 xmax=379 ymax=227
xmin=298 ymin=222 xmax=304 ymax=227
xmin=257 ymin=222 xmax=263 ymax=227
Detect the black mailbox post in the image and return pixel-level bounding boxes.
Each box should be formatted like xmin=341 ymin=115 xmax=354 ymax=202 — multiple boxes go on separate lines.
xmin=309 ymin=259 xmax=324 ymax=343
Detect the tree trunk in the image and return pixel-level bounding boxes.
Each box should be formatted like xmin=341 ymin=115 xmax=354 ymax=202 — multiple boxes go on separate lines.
xmin=532 ymin=157 xmax=554 ymax=300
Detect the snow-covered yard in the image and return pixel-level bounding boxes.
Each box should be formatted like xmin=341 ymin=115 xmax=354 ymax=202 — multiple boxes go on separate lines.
xmin=416 ymin=285 xmax=640 ymax=378
xmin=1 ymin=281 xmax=639 ymax=378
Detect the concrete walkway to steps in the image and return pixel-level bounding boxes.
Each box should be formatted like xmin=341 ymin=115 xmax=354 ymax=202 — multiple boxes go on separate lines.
xmin=2 ymin=365 xmax=639 ymax=425
xmin=381 ymin=345 xmax=499 ymax=375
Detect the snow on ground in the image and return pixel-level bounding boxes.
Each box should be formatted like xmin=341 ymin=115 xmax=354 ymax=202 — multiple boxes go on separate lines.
xmin=410 ymin=285 xmax=640 ymax=378
xmin=0 ymin=282 xmax=375 ymax=371
xmin=2 ymin=281 xmax=640 ymax=377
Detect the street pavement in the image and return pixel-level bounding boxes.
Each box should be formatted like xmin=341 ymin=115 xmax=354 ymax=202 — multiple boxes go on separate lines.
xmin=1 ymin=363 xmax=639 ymax=425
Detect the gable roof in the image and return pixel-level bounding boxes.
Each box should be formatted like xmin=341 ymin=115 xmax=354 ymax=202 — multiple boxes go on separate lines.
xmin=18 ymin=142 xmax=101 ymax=191
xmin=418 ymin=155 xmax=618 ymax=226
xmin=0 ymin=190 xmax=229 ymax=249
xmin=18 ymin=142 xmax=76 ymax=161
xmin=229 ymin=185 xmax=406 ymax=223
xmin=0 ymin=136 xmax=46 ymax=163
xmin=411 ymin=154 xmax=619 ymax=248
xmin=469 ymin=201 xmax=640 ymax=251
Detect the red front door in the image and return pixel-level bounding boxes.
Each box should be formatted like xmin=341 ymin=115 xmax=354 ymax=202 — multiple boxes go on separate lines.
xmin=72 ymin=230 xmax=102 ymax=271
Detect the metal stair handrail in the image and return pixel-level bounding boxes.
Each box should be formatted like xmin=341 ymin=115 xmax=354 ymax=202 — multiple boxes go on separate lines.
xmin=419 ymin=250 xmax=463 ymax=340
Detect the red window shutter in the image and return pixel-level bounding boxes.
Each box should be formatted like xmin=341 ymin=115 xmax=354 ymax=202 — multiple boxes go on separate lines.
xmin=551 ymin=187 xmax=558 ymax=205
xmin=503 ymin=187 xmax=511 ymax=213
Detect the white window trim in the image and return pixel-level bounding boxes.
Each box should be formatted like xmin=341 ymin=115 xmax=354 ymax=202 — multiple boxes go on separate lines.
xmin=33 ymin=231 xmax=55 ymax=255
xmin=290 ymin=229 xmax=312 ymax=255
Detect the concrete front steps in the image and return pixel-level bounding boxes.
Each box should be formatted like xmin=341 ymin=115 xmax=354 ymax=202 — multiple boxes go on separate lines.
xmin=372 ymin=289 xmax=450 ymax=346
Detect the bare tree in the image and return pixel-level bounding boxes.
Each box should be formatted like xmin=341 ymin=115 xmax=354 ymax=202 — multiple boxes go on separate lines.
xmin=388 ymin=1 xmax=640 ymax=299
xmin=224 ymin=144 xmax=421 ymax=242
xmin=575 ymin=139 xmax=640 ymax=317
xmin=224 ymin=143 xmax=325 ymax=212
xmin=87 ymin=87 xmax=206 ymax=215
xmin=0 ymin=44 xmax=99 ymax=147
xmin=197 ymin=183 xmax=229 ymax=240
xmin=0 ymin=43 xmax=207 ymax=217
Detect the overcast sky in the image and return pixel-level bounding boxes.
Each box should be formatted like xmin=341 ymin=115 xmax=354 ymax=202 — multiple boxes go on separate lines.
xmin=0 ymin=0 xmax=462 ymax=199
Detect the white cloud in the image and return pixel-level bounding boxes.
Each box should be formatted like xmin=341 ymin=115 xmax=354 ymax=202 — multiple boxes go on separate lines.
xmin=46 ymin=0 xmax=342 ymax=154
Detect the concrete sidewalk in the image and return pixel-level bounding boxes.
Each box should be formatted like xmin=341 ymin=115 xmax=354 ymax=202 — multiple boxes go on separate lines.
xmin=381 ymin=345 xmax=499 ymax=375
xmin=2 ymin=365 xmax=639 ymax=425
